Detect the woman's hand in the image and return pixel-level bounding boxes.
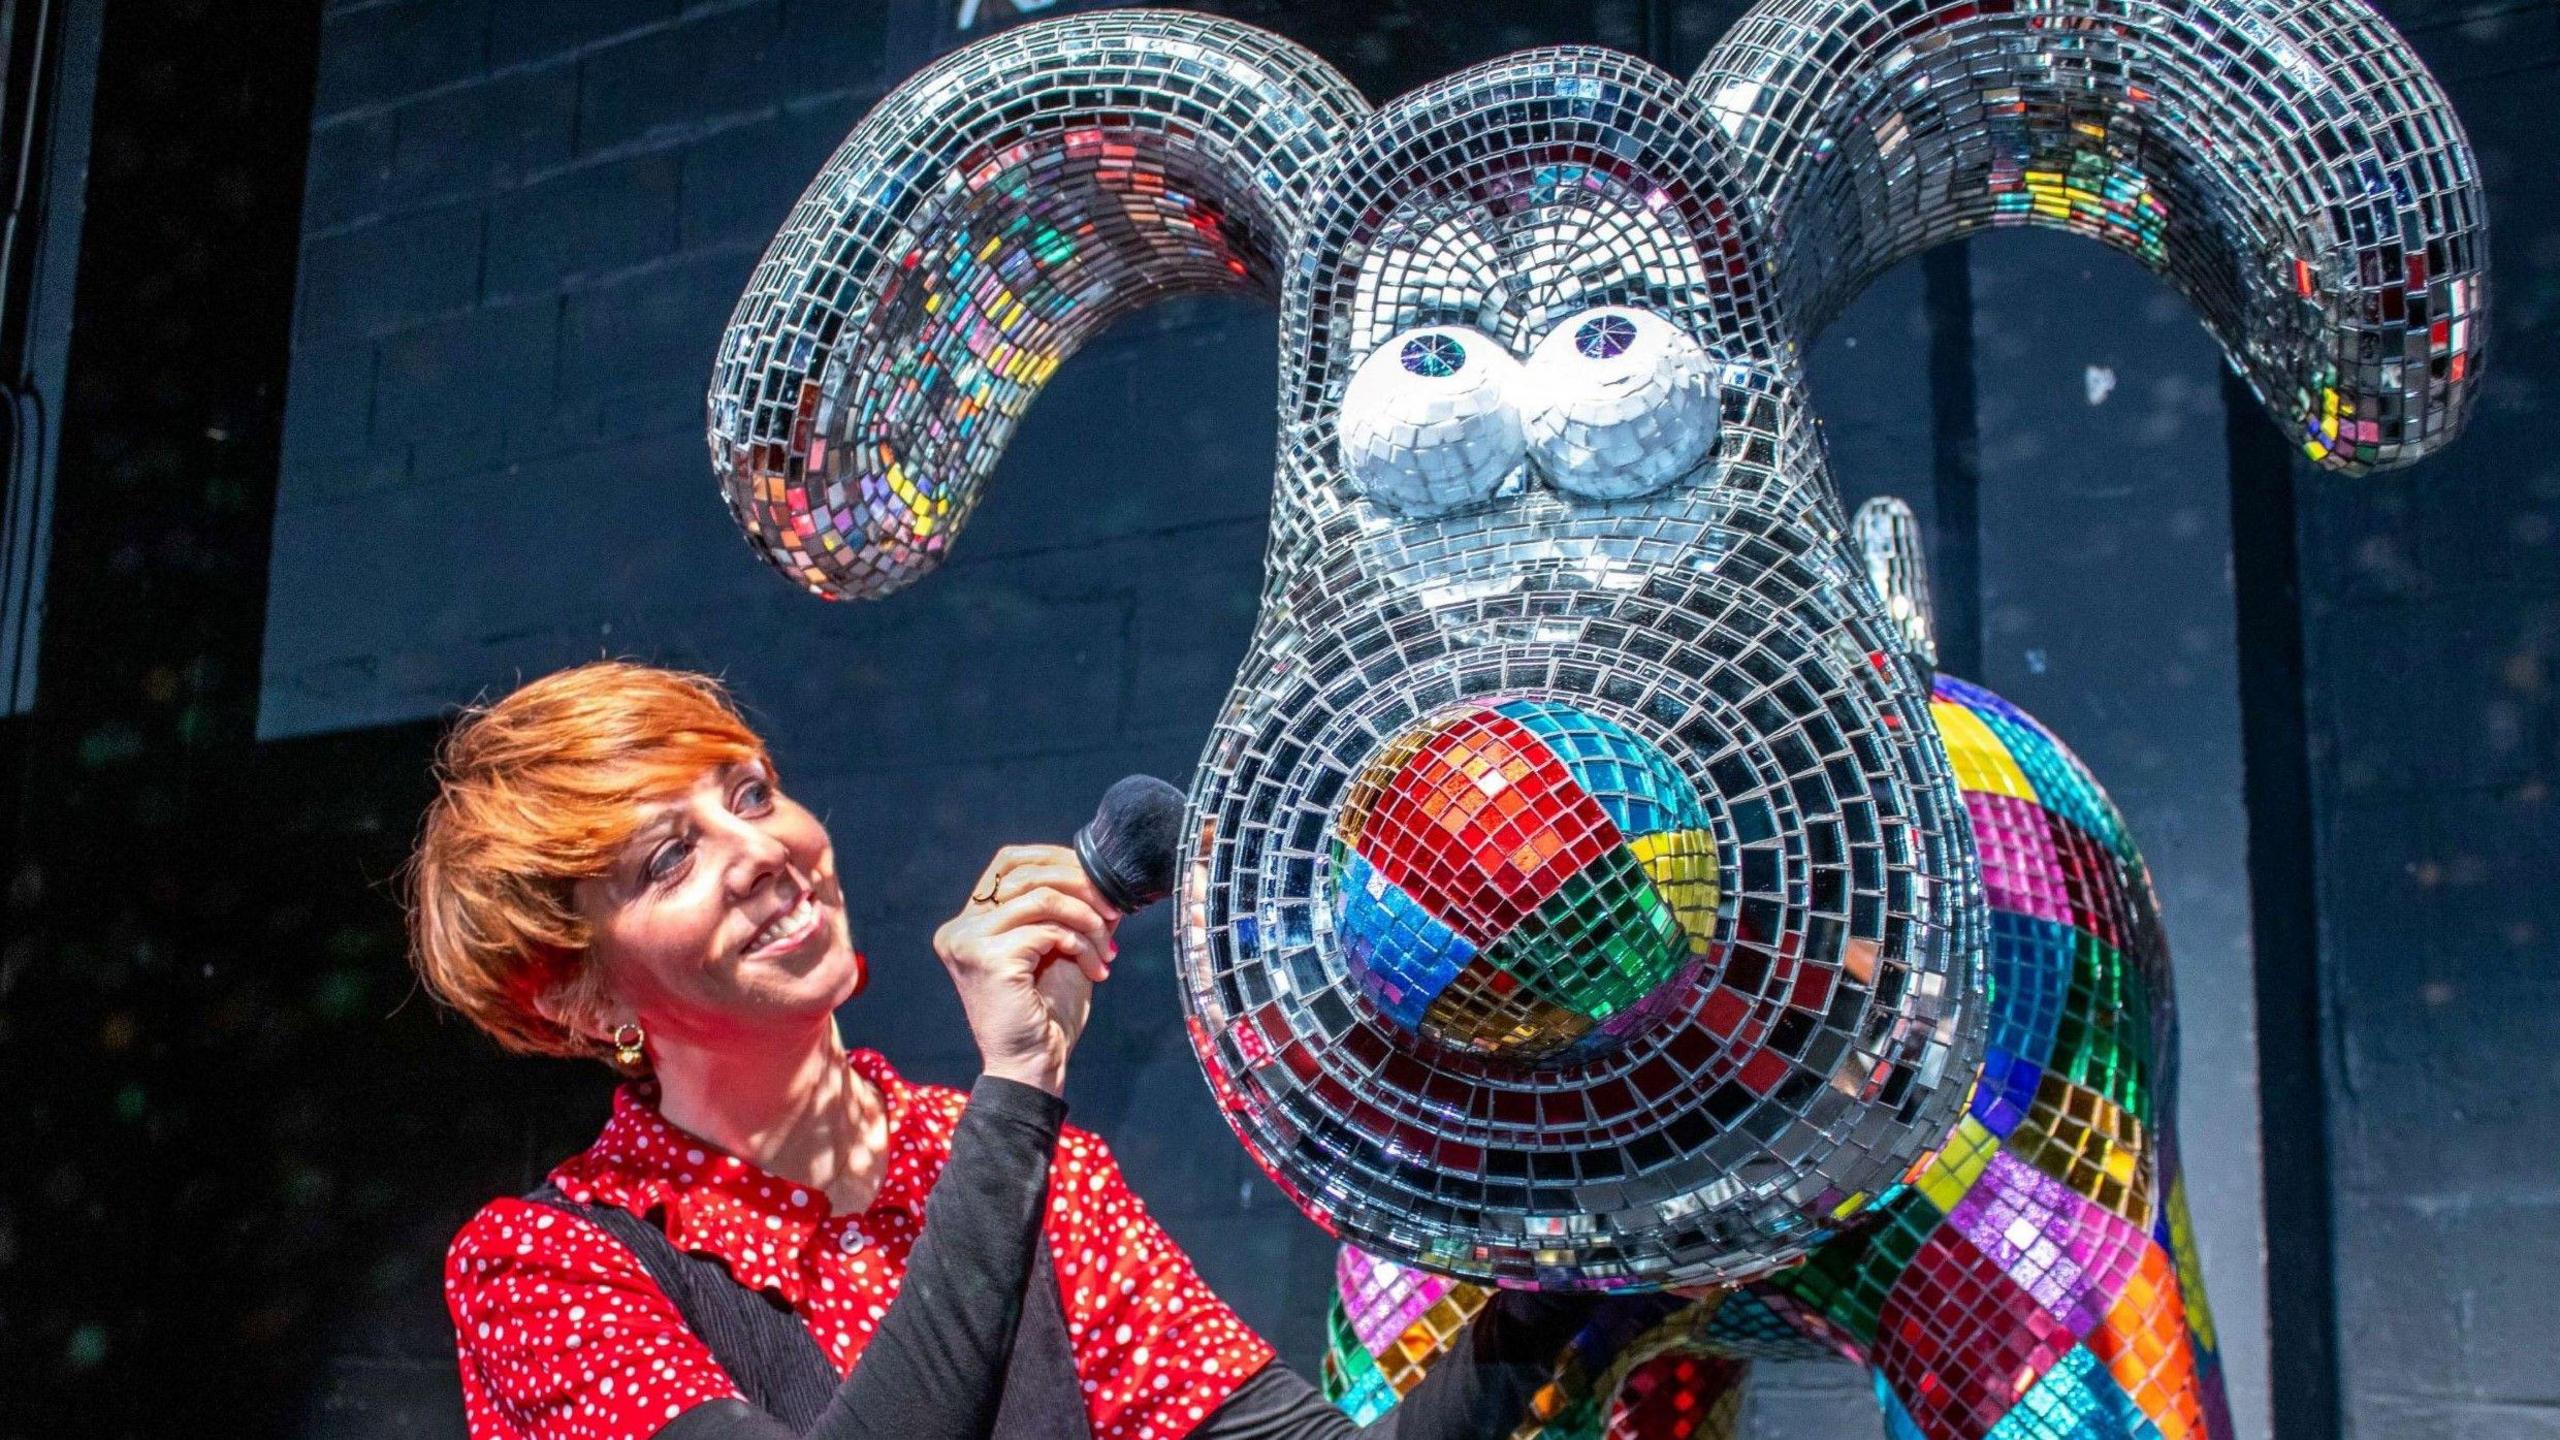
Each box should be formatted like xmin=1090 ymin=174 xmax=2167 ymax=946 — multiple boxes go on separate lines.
xmin=931 ymin=844 xmax=1121 ymax=1096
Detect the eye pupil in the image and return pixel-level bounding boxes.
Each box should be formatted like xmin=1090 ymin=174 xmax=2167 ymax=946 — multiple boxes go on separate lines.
xmin=1400 ymin=333 xmax=1466 ymax=378
xmin=1574 ymin=314 xmax=1637 ymax=359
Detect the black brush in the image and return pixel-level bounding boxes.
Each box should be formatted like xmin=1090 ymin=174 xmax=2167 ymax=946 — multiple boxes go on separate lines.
xmin=1072 ymin=774 xmax=1186 ymax=915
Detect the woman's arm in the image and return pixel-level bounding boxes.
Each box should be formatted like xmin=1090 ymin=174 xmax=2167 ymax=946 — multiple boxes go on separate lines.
xmin=1185 ymin=1292 xmax=1597 ymax=1440
xmin=664 ymin=844 xmax=1118 ymax=1439
xmin=445 ymin=1200 xmax=748 ymax=1440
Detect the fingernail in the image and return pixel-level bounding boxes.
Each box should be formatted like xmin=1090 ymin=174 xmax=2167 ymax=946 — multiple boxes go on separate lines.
xmin=1107 ymin=939 xmax=1119 ymax=955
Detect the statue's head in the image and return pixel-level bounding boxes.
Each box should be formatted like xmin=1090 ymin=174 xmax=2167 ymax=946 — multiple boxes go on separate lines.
xmin=707 ymin=2 xmax=2484 ymax=1286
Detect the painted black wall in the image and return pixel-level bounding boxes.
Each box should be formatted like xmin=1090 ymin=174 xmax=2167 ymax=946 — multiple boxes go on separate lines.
xmin=2295 ymin=8 xmax=2560 ymax=1432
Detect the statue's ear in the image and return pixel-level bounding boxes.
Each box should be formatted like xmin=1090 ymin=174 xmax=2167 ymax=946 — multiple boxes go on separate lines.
xmin=710 ymin=12 xmax=1366 ymax=600
xmin=1696 ymin=0 xmax=2486 ymax=475
xmin=1853 ymin=496 xmax=1938 ymax=682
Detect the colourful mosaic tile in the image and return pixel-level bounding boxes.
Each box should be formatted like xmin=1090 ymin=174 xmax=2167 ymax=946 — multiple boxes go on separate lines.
xmin=1327 ymin=673 xmax=2238 ymax=1437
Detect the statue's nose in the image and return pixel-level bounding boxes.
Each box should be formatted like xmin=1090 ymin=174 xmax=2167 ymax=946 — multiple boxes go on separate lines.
xmin=1326 ymin=696 xmax=1725 ymax=1063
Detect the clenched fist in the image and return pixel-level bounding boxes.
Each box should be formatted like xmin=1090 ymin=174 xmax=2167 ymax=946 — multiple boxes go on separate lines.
xmin=930 ymin=843 xmax=1121 ymax=1096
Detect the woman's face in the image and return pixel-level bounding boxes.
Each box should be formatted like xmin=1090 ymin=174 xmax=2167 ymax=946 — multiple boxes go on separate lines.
xmin=570 ymin=757 xmax=865 ymax=1050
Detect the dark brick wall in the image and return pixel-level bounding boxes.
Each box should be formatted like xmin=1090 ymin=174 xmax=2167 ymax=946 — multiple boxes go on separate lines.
xmin=267 ymin=0 xmax=887 ymax=710
xmin=2307 ymin=6 xmax=2560 ymax=1436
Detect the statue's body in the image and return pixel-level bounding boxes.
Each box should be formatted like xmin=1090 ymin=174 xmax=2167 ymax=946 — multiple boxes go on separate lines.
xmin=1326 ymin=590 xmax=2232 ymax=1438
xmin=705 ymin=3 xmax=2487 ymax=1434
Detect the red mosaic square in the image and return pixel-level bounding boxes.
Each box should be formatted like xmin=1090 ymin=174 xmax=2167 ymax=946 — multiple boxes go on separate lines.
xmin=1873 ymin=1228 xmax=2077 ymax=1440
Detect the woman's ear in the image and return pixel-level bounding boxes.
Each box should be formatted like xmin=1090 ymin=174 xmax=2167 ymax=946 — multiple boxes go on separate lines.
xmin=529 ymin=986 xmax=579 ymax=1036
xmin=530 ymin=959 xmax=619 ymax=1049
xmin=530 ymin=986 xmax=595 ymax=1048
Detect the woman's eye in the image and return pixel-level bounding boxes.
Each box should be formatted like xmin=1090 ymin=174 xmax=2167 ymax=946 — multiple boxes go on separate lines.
xmin=646 ymin=838 xmax=691 ymax=885
xmin=736 ymin=777 xmax=774 ymax=812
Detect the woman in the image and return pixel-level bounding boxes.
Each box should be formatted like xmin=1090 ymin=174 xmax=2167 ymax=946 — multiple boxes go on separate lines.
xmin=410 ymin=661 xmax=1594 ymax=1440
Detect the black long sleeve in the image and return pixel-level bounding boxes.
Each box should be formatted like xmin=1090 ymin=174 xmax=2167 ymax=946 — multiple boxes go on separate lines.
xmin=1188 ymin=1291 xmax=1597 ymax=1440
xmin=653 ymin=1073 xmax=1593 ymax=1440
xmin=659 ymin=1073 xmax=1067 ymax=1440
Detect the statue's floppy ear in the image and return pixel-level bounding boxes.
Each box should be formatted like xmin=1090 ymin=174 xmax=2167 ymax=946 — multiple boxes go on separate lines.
xmin=1694 ymin=0 xmax=2486 ymax=474
xmin=710 ymin=13 xmax=1367 ymax=600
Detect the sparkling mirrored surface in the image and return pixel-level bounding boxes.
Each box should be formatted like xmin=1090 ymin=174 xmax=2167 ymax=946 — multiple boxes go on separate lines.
xmin=709 ymin=0 xmax=2486 ymax=1297
xmin=1328 ymin=671 xmax=2229 ymax=1440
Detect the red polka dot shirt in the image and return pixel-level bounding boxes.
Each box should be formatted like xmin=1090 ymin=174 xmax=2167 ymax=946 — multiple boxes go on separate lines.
xmin=443 ymin=1048 xmax=1275 ymax=1440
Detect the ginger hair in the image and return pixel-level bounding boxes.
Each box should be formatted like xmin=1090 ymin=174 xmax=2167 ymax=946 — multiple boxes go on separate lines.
xmin=403 ymin=660 xmax=771 ymax=1060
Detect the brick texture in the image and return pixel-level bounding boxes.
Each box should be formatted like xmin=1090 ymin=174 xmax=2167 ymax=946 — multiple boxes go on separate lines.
xmin=2307 ymin=6 xmax=2560 ymax=1437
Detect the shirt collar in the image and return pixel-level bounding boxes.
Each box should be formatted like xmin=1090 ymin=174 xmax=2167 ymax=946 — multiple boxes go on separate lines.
xmin=545 ymin=1047 xmax=946 ymax=1305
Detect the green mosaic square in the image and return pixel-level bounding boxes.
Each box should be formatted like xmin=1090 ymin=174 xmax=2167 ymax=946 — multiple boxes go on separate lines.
xmin=1767 ymin=1187 xmax=1946 ymax=1346
xmin=2051 ymin=933 xmax=2153 ymax=1126
xmin=1481 ymin=846 xmax=1686 ymax=1021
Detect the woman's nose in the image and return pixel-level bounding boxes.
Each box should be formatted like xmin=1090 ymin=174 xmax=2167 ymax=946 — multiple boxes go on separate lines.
xmin=709 ymin=808 xmax=799 ymax=894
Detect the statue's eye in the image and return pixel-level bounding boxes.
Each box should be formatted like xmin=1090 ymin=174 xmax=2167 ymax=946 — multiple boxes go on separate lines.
xmin=1571 ymin=313 xmax=1639 ymax=359
xmin=1520 ymin=307 xmax=1720 ymax=500
xmin=1336 ymin=325 xmax=1526 ymax=516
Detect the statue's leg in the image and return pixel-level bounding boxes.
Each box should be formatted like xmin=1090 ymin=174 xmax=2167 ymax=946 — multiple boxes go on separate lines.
xmin=1599 ymin=1352 xmax=1750 ymax=1440
xmin=1324 ymin=1251 xmax=1781 ymax=1440
xmin=2073 ymin=1162 xmax=2236 ymax=1440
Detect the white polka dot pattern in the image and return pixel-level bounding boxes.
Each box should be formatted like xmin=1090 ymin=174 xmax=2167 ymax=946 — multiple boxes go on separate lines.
xmin=444 ymin=1049 xmax=1273 ymax=1440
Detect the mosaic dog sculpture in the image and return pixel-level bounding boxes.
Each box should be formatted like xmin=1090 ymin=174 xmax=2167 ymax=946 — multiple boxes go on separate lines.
xmin=1326 ymin=497 xmax=2231 ymax=1438
xmin=705 ymin=2 xmax=2484 ymax=1436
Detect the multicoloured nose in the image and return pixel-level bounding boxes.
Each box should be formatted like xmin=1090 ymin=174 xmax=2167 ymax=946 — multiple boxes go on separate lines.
xmin=1326 ymin=698 xmax=1722 ymax=1062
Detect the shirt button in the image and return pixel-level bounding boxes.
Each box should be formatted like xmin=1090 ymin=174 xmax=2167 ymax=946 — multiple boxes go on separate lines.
xmin=838 ymin=1227 xmax=867 ymax=1254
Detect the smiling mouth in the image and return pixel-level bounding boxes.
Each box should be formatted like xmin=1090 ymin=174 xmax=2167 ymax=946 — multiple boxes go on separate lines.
xmin=742 ymin=892 xmax=826 ymax=959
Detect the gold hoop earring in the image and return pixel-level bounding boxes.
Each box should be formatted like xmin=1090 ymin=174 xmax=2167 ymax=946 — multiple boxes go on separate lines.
xmin=609 ymin=1021 xmax=647 ymax=1073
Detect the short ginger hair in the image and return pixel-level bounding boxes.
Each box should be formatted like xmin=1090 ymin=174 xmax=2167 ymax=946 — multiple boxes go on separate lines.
xmin=404 ymin=660 xmax=772 ymax=1060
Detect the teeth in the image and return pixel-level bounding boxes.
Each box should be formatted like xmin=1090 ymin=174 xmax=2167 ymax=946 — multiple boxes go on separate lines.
xmin=749 ymin=895 xmax=819 ymax=954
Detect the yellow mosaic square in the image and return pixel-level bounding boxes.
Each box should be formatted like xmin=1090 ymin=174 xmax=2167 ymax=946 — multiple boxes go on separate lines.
xmin=2012 ymin=1073 xmax=2154 ymax=1229
xmin=1915 ymin=1114 xmax=2000 ymax=1214
xmin=2166 ymin=1175 xmax=2219 ymax=1353
xmin=1628 ymin=828 xmax=1720 ymax=950
xmin=1931 ymin=699 xmax=2036 ymax=801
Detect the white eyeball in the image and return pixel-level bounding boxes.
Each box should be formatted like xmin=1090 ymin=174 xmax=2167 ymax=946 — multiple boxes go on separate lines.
xmin=1336 ymin=326 xmax=1526 ymax=515
xmin=1520 ymin=307 xmax=1720 ymax=499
